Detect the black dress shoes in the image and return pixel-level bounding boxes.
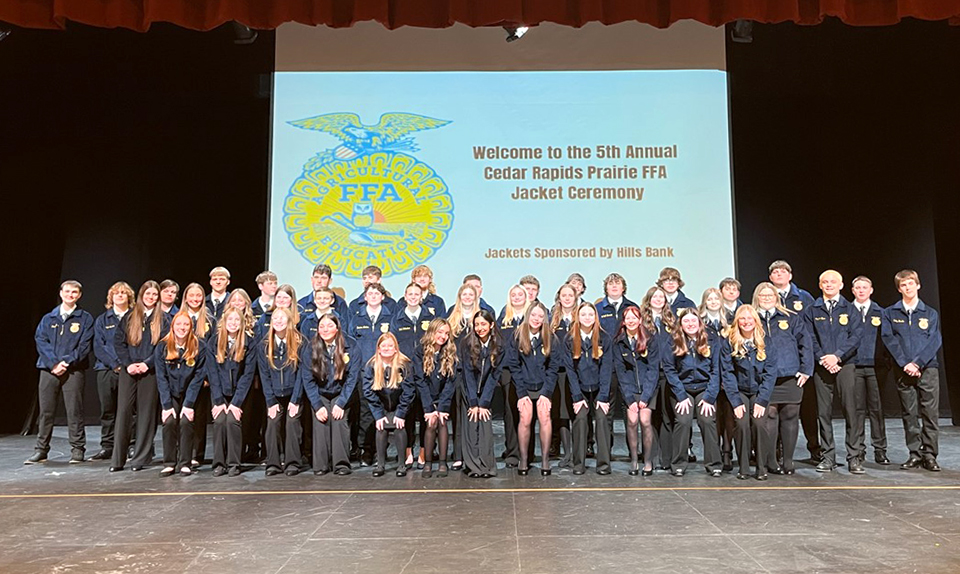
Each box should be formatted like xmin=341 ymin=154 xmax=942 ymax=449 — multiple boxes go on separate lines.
xmin=922 ymin=458 xmax=941 ymax=472
xmin=848 ymin=460 xmax=866 ymax=474
xmin=91 ymin=450 xmax=111 ymax=461
xmin=265 ymin=466 xmax=282 ymax=476
xmin=875 ymin=452 xmax=891 ymax=465
xmin=900 ymin=455 xmax=923 ymax=470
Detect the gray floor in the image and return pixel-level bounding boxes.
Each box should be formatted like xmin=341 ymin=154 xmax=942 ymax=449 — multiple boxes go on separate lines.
xmin=2 ymin=420 xmax=959 ymax=573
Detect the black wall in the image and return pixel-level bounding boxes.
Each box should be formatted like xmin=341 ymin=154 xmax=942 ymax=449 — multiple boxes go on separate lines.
xmin=1 ymin=19 xmax=957 ymax=434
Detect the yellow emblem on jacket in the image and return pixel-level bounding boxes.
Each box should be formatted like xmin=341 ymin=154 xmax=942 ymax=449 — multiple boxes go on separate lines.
xmin=871 ymin=316 xmax=881 ymax=327
xmin=793 ymin=301 xmax=803 ymax=311
xmin=344 ymin=353 xmax=350 ymax=364
xmin=838 ymin=314 xmax=849 ymax=326
xmin=757 ymin=349 xmax=766 ymax=361
xmin=380 ymin=323 xmax=389 ymax=333
xmin=918 ymin=317 xmax=929 ymax=330
xmin=421 ymin=320 xmax=431 ymax=331
xmin=70 ymin=322 xmax=80 ymax=333
xmin=778 ymin=320 xmax=790 ymax=331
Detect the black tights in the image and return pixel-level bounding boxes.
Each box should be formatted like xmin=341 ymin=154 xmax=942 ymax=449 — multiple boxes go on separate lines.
xmin=424 ymin=418 xmax=449 ymax=468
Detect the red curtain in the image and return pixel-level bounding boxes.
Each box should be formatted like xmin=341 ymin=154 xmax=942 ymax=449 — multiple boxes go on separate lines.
xmin=2 ymin=1 xmax=959 ymax=31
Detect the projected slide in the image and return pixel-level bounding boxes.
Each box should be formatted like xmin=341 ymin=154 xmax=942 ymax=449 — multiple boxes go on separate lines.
xmin=269 ymin=71 xmax=734 ymax=300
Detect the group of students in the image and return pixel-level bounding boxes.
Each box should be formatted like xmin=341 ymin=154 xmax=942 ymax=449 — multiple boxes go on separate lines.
xmin=28 ymin=260 xmax=943 ymax=480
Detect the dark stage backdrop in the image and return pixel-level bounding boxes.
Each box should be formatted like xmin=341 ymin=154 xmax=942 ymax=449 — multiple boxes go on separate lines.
xmin=0 ymin=19 xmax=957 ymax=434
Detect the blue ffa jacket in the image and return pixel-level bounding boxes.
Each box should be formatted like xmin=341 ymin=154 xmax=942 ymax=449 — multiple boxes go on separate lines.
xmin=720 ymin=340 xmax=776 ymax=408
xmin=662 ymin=339 xmax=723 ymax=404
xmin=852 ymin=301 xmax=886 ymax=367
xmin=780 ymin=283 xmax=815 ymax=316
xmin=703 ymin=314 xmax=726 ymax=345
xmin=414 ymin=346 xmax=458 ymax=413
xmin=256 ymin=337 xmax=300 ymax=406
xmin=881 ymin=300 xmax=942 ymax=370
xmin=298 ymin=308 xmax=343 ymax=341
xmin=348 ymin=307 xmax=394 ymax=362
xmin=597 ymin=296 xmax=638 ymax=340
xmin=296 ymin=336 xmax=362 ymax=411
xmin=190 ymin=313 xmax=217 ymax=341
xmin=390 ymin=308 xmax=436 ymax=359
xmin=758 ymin=308 xmax=813 ymax=379
xmin=35 ymin=305 xmax=94 ymax=371
xmin=478 ymin=297 xmax=495 ymax=316
xmin=422 ymin=292 xmax=447 ymax=319
xmin=809 ymin=297 xmax=862 ymax=365
xmin=164 ymin=305 xmax=180 ymax=318
xmin=94 ymin=309 xmax=125 ymax=371
xmin=668 ymin=290 xmax=697 ymax=314
xmin=205 ymin=292 xmax=230 ymax=320
xmin=505 ymin=334 xmax=560 ymax=397
xmin=251 ymin=298 xmax=270 ymax=323
xmin=723 ymin=300 xmax=743 ymax=325
xmin=115 ymin=311 xmax=170 ymax=370
xmin=614 ymin=331 xmax=660 ymax=406
xmin=155 ymin=341 xmax=207 ymax=410
xmin=461 ymin=341 xmax=503 ymax=409
xmin=297 ymin=292 xmax=349 ymax=322
xmin=564 ymin=332 xmax=614 ymax=403
xmin=206 ymin=333 xmax=257 ymax=406
xmin=347 ymin=292 xmax=397 ymax=318
xmin=362 ymin=362 xmax=416 ymax=420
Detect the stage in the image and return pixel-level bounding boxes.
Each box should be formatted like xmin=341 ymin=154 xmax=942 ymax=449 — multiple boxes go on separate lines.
xmin=1 ymin=420 xmax=958 ymax=573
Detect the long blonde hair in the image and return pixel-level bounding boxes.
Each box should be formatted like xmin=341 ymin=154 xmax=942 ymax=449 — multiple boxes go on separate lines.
xmin=516 ymin=302 xmax=552 ymax=357
xmin=502 ymin=285 xmax=529 ymax=326
xmin=420 ymin=318 xmax=458 ymax=378
xmin=183 ymin=283 xmax=214 ymax=339
xmin=215 ymin=307 xmax=249 ymax=364
xmin=225 ymin=288 xmax=256 ymax=331
xmin=728 ymin=304 xmax=767 ymax=359
xmin=550 ymin=283 xmax=578 ymax=331
xmin=127 ymin=280 xmax=164 ymax=346
xmin=163 ymin=312 xmax=200 ymax=362
xmin=368 ymin=332 xmax=410 ymax=391
xmin=699 ymin=288 xmax=728 ymax=330
xmin=447 ymin=284 xmax=478 ymax=337
xmin=264 ymin=307 xmax=301 ymax=370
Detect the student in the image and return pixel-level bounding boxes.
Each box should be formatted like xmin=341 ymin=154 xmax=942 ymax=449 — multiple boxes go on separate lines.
xmin=255 ymin=284 xmax=299 ymax=341
xmin=225 ymin=289 xmax=256 ymax=334
xmin=297 ymin=264 xmax=349 ymax=318
xmin=182 ymin=283 xmax=216 ymax=340
xmin=658 ymin=267 xmax=697 ymax=314
xmin=446 ymin=283 xmax=479 ymax=339
xmin=251 ymin=271 xmax=278 ymax=323
xmin=752 ymin=282 xmax=813 ymax=475
xmin=565 ymin=302 xmax=612 ymax=475
xmin=412 ymin=265 xmax=446 ymax=318
xmin=700 ymin=287 xmax=733 ymax=470
xmin=27 ymin=280 xmax=94 ymax=465
xmin=548 ymin=283 xmax=579 ymax=468
xmin=111 ymin=280 xmax=170 ymax=472
xmin=206 ymin=266 xmax=231 ymax=320
xmin=721 ymin=305 xmax=776 ymax=480
xmin=459 ymin=309 xmax=503 ymax=478
xmin=207 ymin=307 xmax=256 ymax=477
xmin=565 ymin=273 xmax=588 ymax=304
xmin=299 ymin=287 xmax=339 ymax=340
xmin=347 ymin=265 xmax=397 ymax=317
xmin=298 ymin=312 xmax=360 ymax=476
xmin=614 ymin=305 xmax=659 ymax=476
xmin=639 ymin=286 xmax=677 ymax=472
xmin=347 ymin=282 xmax=394 ymax=466
xmin=768 ymin=259 xmax=819 ymax=462
xmin=225 ymin=287 xmax=263 ymax=463
xmin=662 ymin=307 xmax=726 ymax=477
xmin=182 ymin=282 xmax=216 ymax=468
xmin=363 ymin=332 xmax=416 ymax=477
xmin=91 ymin=281 xmax=135 ymax=462
xmin=256 ymin=307 xmax=304 ymax=476
xmin=719 ymin=278 xmax=744 ymax=324
xmin=881 ymin=270 xmax=943 ymax=472
xmin=415 ymin=319 xmax=458 ymax=478
xmin=462 ymin=274 xmax=496 ymax=316
xmin=519 ymin=275 xmax=541 ymax=304
xmin=595 ymin=273 xmax=636 ymax=456
xmin=507 ymin=302 xmax=558 ymax=475
xmin=498 ymin=284 xmax=530 ymax=467
xmin=155 ymin=312 xmax=207 ymax=477
xmin=159 ymin=280 xmax=180 ymax=317
xmin=389 ymin=282 xmax=434 ymax=467
xmin=809 ymin=270 xmax=864 ymax=473
xmin=850 ymin=275 xmax=890 ymax=465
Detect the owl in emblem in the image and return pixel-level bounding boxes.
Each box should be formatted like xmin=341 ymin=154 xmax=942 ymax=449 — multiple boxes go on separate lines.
xmin=352 ymin=202 xmax=374 ymax=229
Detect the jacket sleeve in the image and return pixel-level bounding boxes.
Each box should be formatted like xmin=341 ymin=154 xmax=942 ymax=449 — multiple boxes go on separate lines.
xmin=35 ymin=314 xmax=57 ymax=370
xmin=541 ymin=347 xmax=561 ymax=398
xmin=183 ymin=344 xmax=207 ymax=409
xmin=757 ymin=348 xmax=777 ymax=408
xmin=794 ymin=317 xmax=814 ymax=376
xmin=505 ymin=338 xmax=526 ymax=395
xmin=155 ymin=346 xmax=175 ymax=410
xmin=916 ymin=310 xmax=943 ymax=368
xmin=461 ymin=347 xmax=480 ymax=409
xmin=362 ymin=364 xmax=386 ymax=421
xmin=597 ymin=336 xmax=614 ymax=403
xmin=396 ymin=366 xmax=417 ymax=419
xmin=479 ymin=352 xmax=500 ymax=409
xmin=438 ymin=366 xmax=457 ymax=414
xmin=414 ymin=348 xmax=435 ymax=413
xmin=639 ymin=338 xmax=660 ymax=406
xmin=837 ymin=311 xmax=863 ymax=363
xmin=65 ymin=312 xmax=95 ymax=367
xmin=206 ymin=342 xmax=225 ymax=406
xmin=704 ymin=342 xmax=723 ymax=405
xmin=720 ymin=340 xmax=744 ymax=409
xmin=661 ymin=349 xmax=688 ymax=402
xmin=256 ymin=344 xmax=279 ymax=408
xmin=115 ymin=317 xmax=133 ymax=367
xmin=95 ymin=315 xmax=121 ymax=370
xmin=880 ymin=309 xmax=907 ymax=367
xmin=338 ymin=342 xmax=362 ymax=410
xmin=232 ymin=341 xmax=258 ymax=407
xmin=292 ymin=344 xmax=311 ymax=406
xmin=614 ymin=340 xmax=633 ymax=401
xmin=566 ymin=338 xmax=584 ymax=403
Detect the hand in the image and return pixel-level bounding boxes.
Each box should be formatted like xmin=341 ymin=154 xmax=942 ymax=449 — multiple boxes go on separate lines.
xmin=316 ymin=406 xmax=328 ymax=422
xmin=127 ymin=364 xmax=139 ymax=375
xmin=820 ymin=354 xmax=839 ymax=370
xmin=572 ymin=400 xmax=588 ymax=415
xmin=438 ymin=411 xmax=450 ymax=424
xmin=394 ymin=416 xmax=406 ymax=430
xmin=227 ymin=404 xmax=243 ymax=420
xmin=52 ymin=362 xmax=68 ymax=376
xmin=135 ymin=362 xmax=148 ymax=374
xmin=376 ymin=417 xmax=389 ymax=431
xmin=733 ymin=405 xmax=746 ymax=419
xmin=699 ymin=401 xmax=716 ymax=417
xmin=596 ymin=401 xmax=610 ymax=415
xmin=424 ymin=411 xmax=438 ymax=423
xmin=637 ymin=400 xmax=648 ymax=410
xmin=287 ymin=402 xmax=300 ymax=418
xmin=267 ymin=404 xmax=280 ymax=419
xmin=181 ymin=407 xmax=195 ymax=422
xmin=827 ymin=363 xmax=841 ymax=375
xmin=467 ymin=407 xmax=479 ymax=422
xmin=753 ymin=404 xmax=766 ymax=419
xmin=517 ymin=396 xmax=533 ymax=416
xmin=537 ymin=396 xmax=552 ymax=417
xmin=796 ymin=373 xmax=809 ymax=387
xmin=212 ymin=404 xmax=226 ymax=419
xmin=332 ymin=404 xmax=345 ymax=420
xmin=675 ymin=398 xmax=692 ymax=415
xmin=627 ymin=401 xmax=640 ymax=414
xmin=905 ymin=363 xmax=921 ymax=377
xmin=478 ymin=407 xmax=492 ymax=421
xmin=161 ymin=408 xmax=176 ymax=423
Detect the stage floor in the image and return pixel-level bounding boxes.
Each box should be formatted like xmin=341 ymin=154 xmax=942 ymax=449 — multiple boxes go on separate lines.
xmin=1 ymin=420 xmax=959 ymax=574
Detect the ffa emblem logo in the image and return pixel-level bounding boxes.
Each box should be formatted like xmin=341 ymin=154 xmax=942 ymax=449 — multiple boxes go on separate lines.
xmin=793 ymin=301 xmax=803 ymax=311
xmin=838 ymin=314 xmax=849 ymax=326
xmin=186 ymin=358 xmax=195 ymax=367
xmin=757 ymin=349 xmax=766 ymax=361
xmin=778 ymin=320 xmax=790 ymax=331
xmin=640 ymin=349 xmax=647 ymax=358
xmin=871 ymin=316 xmax=881 ymax=327
xmin=421 ymin=320 xmax=431 ymax=331
xmin=918 ymin=318 xmax=929 ymax=330
xmin=284 ymin=112 xmax=454 ymax=278
xmin=70 ymin=322 xmax=80 ymax=333
xmin=380 ymin=323 xmax=390 ymax=333
xmin=344 ymin=353 xmax=350 ymax=364
xmin=702 ymin=346 xmax=711 ymax=358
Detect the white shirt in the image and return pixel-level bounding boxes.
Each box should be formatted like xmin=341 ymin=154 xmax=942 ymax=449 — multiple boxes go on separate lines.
xmin=406 ymin=306 xmax=421 ymax=323
xmin=855 ymin=300 xmax=871 ymax=315
xmin=903 ymin=299 xmax=919 ymax=313
xmin=666 ymin=293 xmax=677 ymax=305
xmin=114 ymin=307 xmax=129 ymax=320
xmin=59 ymin=303 xmax=76 ymax=318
